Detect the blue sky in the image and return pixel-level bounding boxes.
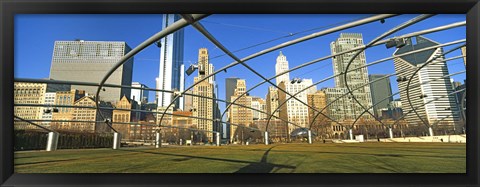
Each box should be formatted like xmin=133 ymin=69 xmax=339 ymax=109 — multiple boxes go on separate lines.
xmin=15 ymin=14 xmax=466 ymax=113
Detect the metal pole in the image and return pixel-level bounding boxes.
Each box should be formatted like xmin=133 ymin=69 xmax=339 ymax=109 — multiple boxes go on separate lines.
xmin=155 ymin=131 xmax=161 ymax=148
xmin=428 ymin=127 xmax=434 ymax=136
xmin=264 ymin=131 xmax=269 ymax=145
xmin=308 ymin=130 xmax=312 ymax=144
xmin=388 ymin=127 xmax=393 ymax=139
xmin=349 ymin=129 xmax=353 ymax=140
xmin=46 ymin=132 xmax=59 ymax=151
xmin=216 ymin=132 xmax=220 ymax=146
xmin=113 ymin=132 xmax=121 ymax=150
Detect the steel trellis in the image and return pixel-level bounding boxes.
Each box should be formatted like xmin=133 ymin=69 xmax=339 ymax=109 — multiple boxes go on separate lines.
xmin=350 ymin=69 xmax=465 ymax=131
xmin=159 ymin=14 xmax=396 ymax=131
xmin=184 ymin=14 xmax=334 ymax=135
xmin=349 ymin=70 xmax=465 ymax=139
xmin=308 ymin=39 xmax=465 ymax=129
xmin=343 ymin=14 xmax=435 ymax=138
xmin=307 ymin=55 xmax=463 ymax=133
xmin=352 ymin=68 xmax=465 ymax=127
xmin=219 ymin=14 xmax=401 ymax=133
xmin=225 ymin=22 xmax=466 ymax=134
xmin=181 ymin=14 xmax=306 ymax=132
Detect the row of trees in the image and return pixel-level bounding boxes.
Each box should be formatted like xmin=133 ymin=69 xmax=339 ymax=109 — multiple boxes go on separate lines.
xmin=14 ymin=130 xmax=113 ymax=151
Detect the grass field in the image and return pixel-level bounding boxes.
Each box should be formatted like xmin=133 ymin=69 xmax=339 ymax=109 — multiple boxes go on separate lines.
xmin=14 ymin=143 xmax=465 ymax=173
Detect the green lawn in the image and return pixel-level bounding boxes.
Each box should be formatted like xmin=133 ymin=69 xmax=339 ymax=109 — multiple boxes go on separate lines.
xmin=14 ymin=143 xmax=465 ymax=173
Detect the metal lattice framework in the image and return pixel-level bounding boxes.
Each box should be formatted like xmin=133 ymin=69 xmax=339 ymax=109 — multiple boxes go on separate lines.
xmin=13 ymin=14 xmax=466 ymax=148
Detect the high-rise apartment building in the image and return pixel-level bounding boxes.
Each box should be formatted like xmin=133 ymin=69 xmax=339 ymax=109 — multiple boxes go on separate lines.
xmin=322 ymin=87 xmax=356 ymax=122
xmin=49 ymin=40 xmax=133 ymax=103
xmin=275 ymin=51 xmax=290 ymax=85
xmin=368 ymin=74 xmax=393 ymax=118
xmin=461 ymin=46 xmax=466 ymax=66
xmin=192 ymin=48 xmax=215 ymax=142
xmin=229 ymin=79 xmax=253 ymax=142
xmin=156 ymin=14 xmax=185 ymax=111
xmin=330 ymin=33 xmax=374 ymax=120
xmin=393 ymin=36 xmax=459 ymax=126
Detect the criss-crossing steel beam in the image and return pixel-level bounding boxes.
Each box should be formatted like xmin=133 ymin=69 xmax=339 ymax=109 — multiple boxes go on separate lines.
xmin=351 ymin=70 xmax=465 ymax=134
xmin=225 ymin=22 xmax=464 ymax=134
xmin=343 ymin=14 xmax=435 ymax=133
xmin=94 ymin=14 xmax=209 ymax=133
xmin=392 ymin=88 xmax=465 ymax=130
xmin=158 ymin=14 xmax=396 ymax=133
xmin=181 ymin=14 xmax=310 ymax=135
xmin=301 ymin=41 xmax=463 ymax=132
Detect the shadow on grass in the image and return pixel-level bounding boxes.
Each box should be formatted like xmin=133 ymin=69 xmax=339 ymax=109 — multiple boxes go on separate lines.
xmin=268 ymin=149 xmax=464 ymax=159
xmin=15 ymin=158 xmax=81 ymax=166
xmin=117 ymin=146 xmax=296 ymax=173
xmin=234 ymin=145 xmax=281 ymax=173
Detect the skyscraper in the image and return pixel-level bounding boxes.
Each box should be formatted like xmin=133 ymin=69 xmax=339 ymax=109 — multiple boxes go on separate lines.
xmin=330 ymin=33 xmax=374 ymax=120
xmin=274 ymin=52 xmax=316 ymax=131
xmin=49 ymin=40 xmax=133 ymax=103
xmin=156 ymin=14 xmax=185 ymax=110
xmin=229 ymin=79 xmax=253 ymax=142
xmin=192 ymin=48 xmax=215 ymax=142
xmin=368 ymin=74 xmax=393 ymax=118
xmin=266 ymin=86 xmax=280 ymax=120
xmin=275 ymin=51 xmax=290 ymax=85
xmin=393 ymin=36 xmax=459 ymax=126
xmin=131 ymin=82 xmax=149 ymax=104
xmin=225 ymin=78 xmax=240 ymax=108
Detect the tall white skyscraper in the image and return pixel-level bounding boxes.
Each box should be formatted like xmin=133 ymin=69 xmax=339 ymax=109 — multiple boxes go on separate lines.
xmin=156 ymin=14 xmax=185 ymax=110
xmin=330 ymin=33 xmax=374 ymax=120
xmin=275 ymin=51 xmax=290 ymax=85
xmin=274 ymin=52 xmax=316 ymax=131
xmin=393 ymin=36 xmax=459 ymax=126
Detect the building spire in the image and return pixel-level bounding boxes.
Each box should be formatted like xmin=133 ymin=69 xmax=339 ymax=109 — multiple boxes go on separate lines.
xmin=279 ymin=51 xmax=284 ymax=56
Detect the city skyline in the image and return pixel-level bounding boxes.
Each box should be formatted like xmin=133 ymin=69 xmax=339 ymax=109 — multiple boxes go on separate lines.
xmin=10 ymin=13 xmax=468 ymax=175
xmin=15 ymin=14 xmax=466 ymax=115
